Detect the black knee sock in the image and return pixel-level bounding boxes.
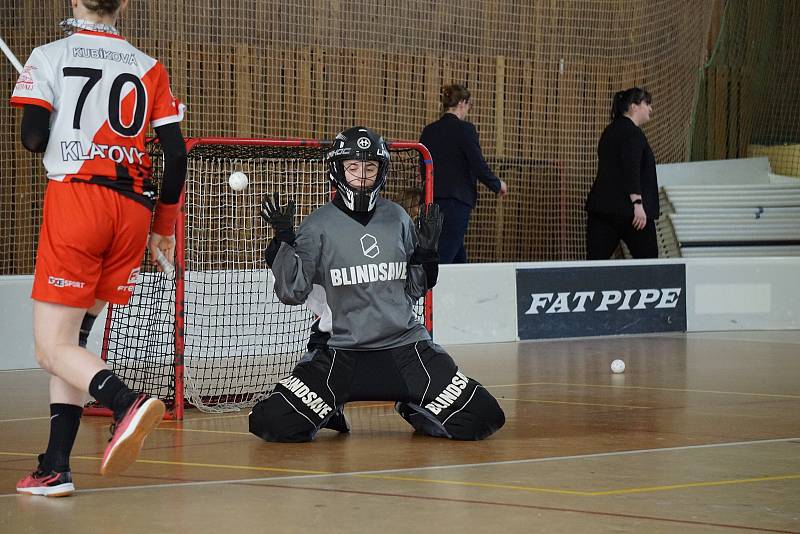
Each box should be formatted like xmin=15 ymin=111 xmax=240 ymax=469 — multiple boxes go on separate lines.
xmin=78 ymin=313 xmax=97 ymax=348
xmin=41 ymin=404 xmax=82 ymax=472
xmin=88 ymin=370 xmax=137 ymax=419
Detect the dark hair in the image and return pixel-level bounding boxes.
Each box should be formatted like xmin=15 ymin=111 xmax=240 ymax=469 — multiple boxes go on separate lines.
xmin=441 ymin=84 xmax=470 ymax=112
xmin=611 ymin=87 xmax=652 ymax=121
xmin=82 ymin=0 xmax=124 ymax=16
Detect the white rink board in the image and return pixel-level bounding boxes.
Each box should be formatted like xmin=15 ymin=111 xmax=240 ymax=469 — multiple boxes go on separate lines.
xmin=2 ymin=258 xmax=798 ymax=369
xmin=431 ymin=258 xmax=800 ymax=346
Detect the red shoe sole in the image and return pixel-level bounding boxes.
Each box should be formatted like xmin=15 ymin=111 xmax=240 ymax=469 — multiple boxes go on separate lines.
xmin=100 ymin=398 xmax=165 ymax=477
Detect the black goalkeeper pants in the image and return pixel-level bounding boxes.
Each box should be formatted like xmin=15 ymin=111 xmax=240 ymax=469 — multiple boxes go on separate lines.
xmin=249 ymin=340 xmax=505 ymax=442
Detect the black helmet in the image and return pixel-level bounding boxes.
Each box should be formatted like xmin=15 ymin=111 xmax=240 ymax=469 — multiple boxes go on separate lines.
xmin=326 ymin=126 xmax=390 ymax=212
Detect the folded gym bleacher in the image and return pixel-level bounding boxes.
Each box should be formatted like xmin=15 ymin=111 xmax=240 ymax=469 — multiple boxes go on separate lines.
xmin=653 ymin=157 xmax=800 ymax=258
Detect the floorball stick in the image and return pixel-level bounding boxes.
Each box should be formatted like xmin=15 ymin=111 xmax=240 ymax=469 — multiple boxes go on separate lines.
xmin=0 ymin=36 xmax=23 ymax=74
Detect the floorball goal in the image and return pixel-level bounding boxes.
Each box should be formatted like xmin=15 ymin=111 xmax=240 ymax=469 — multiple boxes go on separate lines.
xmin=88 ymin=138 xmax=433 ymax=419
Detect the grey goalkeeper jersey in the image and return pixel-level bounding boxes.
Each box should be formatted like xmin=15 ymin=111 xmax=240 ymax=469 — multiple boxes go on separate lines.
xmin=272 ymin=198 xmax=431 ymax=350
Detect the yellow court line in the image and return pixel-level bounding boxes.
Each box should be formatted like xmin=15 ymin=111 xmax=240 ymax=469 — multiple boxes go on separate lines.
xmin=156 ymin=427 xmax=250 ymax=436
xmin=132 ymin=458 xmax=329 ymax=475
xmin=497 ymin=397 xmax=651 ymax=409
xmin=0 ymin=451 xmax=329 ymax=475
xmin=355 ymin=474 xmax=592 ymax=496
xmin=0 ymin=403 xmax=398 ymax=427
xmin=163 ymin=403 xmax=394 ymax=425
xmin=161 ymin=413 xmax=248 ymax=424
xmin=488 ymin=382 xmax=800 ymax=400
xmin=588 ymin=473 xmax=800 ymax=496
xmin=355 ymin=472 xmax=800 ymax=497
xmin=0 ymin=404 xmax=395 ymax=427
xmin=0 ymin=452 xmax=40 ymax=459
xmin=2 ymin=451 xmax=797 ymax=496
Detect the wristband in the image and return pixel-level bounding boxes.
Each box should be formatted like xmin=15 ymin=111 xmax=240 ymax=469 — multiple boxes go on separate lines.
xmin=152 ymin=201 xmax=181 ymax=236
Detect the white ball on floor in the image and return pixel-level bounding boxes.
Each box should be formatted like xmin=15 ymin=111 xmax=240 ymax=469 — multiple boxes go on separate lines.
xmin=229 ymin=171 xmax=249 ymax=191
xmin=610 ymin=359 xmax=626 ymax=374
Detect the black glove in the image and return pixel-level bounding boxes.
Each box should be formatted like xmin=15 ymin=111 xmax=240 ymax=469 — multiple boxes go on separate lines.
xmin=415 ymin=202 xmax=443 ymax=251
xmin=261 ymin=193 xmax=297 ymax=267
xmin=411 ymin=203 xmax=443 ymax=288
xmin=260 ymin=193 xmax=296 ymax=235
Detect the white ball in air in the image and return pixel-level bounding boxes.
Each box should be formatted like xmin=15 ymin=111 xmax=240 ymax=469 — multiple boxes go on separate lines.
xmin=229 ymin=171 xmax=249 ymax=191
xmin=610 ymin=359 xmax=626 ymax=374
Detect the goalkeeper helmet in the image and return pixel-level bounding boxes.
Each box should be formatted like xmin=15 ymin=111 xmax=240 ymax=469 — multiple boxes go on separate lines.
xmin=326 ymin=126 xmax=390 ymax=212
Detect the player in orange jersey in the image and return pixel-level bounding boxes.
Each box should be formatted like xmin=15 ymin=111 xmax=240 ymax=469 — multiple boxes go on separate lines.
xmin=10 ymin=0 xmax=187 ymax=497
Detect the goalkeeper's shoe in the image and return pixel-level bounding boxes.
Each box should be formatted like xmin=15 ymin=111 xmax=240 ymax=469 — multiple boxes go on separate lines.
xmin=101 ymin=394 xmax=165 ymax=476
xmin=17 ymin=468 xmax=74 ymax=497
xmin=395 ymin=402 xmax=451 ymax=438
xmin=322 ymin=406 xmax=350 ymax=433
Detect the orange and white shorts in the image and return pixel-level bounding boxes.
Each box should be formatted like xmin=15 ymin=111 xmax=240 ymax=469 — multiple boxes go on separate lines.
xmin=33 ymin=180 xmax=152 ymax=308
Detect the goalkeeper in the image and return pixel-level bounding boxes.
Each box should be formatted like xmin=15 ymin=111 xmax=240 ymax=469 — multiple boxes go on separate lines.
xmin=250 ymin=126 xmax=505 ymax=442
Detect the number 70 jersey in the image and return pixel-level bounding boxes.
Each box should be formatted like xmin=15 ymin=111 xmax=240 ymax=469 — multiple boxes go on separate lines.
xmin=10 ymin=30 xmax=185 ymax=208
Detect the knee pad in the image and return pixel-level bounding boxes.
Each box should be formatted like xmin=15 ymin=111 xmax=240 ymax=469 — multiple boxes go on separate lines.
xmin=396 ymin=342 xmax=504 ymax=440
xmin=439 ymin=385 xmax=505 ymax=441
xmin=250 ymin=348 xmax=347 ymax=442
xmin=249 ymin=392 xmax=319 ymax=443
xmin=407 ymin=373 xmax=504 ymax=441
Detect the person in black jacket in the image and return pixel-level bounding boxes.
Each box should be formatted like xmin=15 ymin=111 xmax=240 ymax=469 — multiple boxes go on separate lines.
xmin=420 ymin=84 xmax=508 ymax=263
xmin=585 ymin=87 xmax=659 ymax=259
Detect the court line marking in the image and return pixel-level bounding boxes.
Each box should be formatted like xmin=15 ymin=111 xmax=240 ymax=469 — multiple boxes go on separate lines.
xmin=5 ymin=447 xmax=794 ymax=498
xmin=683 ymin=332 xmax=800 ymax=346
xmin=0 ymin=402 xmax=397 ymax=426
xmin=1 ymin=436 xmax=797 ymax=498
xmin=160 ymin=413 xmax=248 ymax=423
xmin=120 ymin=458 xmax=327 ymax=475
xmin=356 ymin=473 xmax=592 ymax=495
xmin=356 ymin=472 xmax=800 ymax=497
xmin=0 ymin=416 xmax=50 ymax=424
xmin=224 ymin=482 xmax=800 ymax=534
xmin=0 ymin=383 xmax=788 ymax=426
xmin=497 ymin=397 xmax=651 ymax=409
xmin=488 ymin=381 xmax=800 ymax=400
xmin=157 ymin=403 xmax=395 ymax=425
xmin=0 ymin=395 xmax=647 ymax=428
xmin=588 ymin=474 xmax=800 ymax=496
xmin=3 ymin=381 xmax=790 ymax=426
xmin=0 ymin=451 xmax=328 ymax=475
xmin=157 ymin=427 xmax=250 ymax=436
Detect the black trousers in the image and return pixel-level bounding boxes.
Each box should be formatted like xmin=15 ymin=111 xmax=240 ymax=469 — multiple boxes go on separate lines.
xmin=586 ymin=212 xmax=658 ymax=259
xmin=249 ymin=340 xmax=505 ymax=442
xmin=435 ymin=198 xmax=472 ymax=264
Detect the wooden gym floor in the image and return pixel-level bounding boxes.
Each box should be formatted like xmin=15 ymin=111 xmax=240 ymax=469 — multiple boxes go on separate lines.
xmin=1 ymin=331 xmax=798 ymax=533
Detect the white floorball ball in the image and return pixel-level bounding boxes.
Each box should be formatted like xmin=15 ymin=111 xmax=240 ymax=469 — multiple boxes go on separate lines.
xmin=611 ymin=359 xmax=626 ymax=374
xmin=229 ymin=171 xmax=249 ymax=191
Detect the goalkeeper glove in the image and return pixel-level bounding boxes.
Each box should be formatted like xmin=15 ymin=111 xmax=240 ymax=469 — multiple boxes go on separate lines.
xmin=411 ymin=203 xmax=443 ymax=287
xmin=261 ymin=193 xmax=296 ymax=236
xmin=261 ymin=193 xmax=297 ymax=266
xmin=415 ymin=202 xmax=443 ymax=252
